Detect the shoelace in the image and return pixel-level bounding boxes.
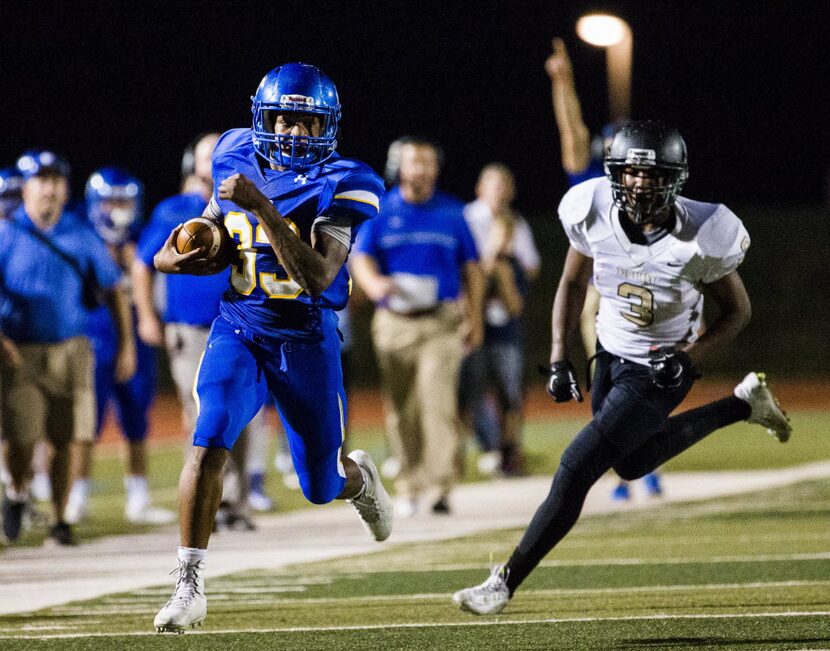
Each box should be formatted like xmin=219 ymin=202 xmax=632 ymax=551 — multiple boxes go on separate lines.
xmin=352 ymin=488 xmax=380 ymax=523
xmin=166 ymin=559 xmax=203 ymax=607
xmin=473 ymin=566 xmax=509 ymax=597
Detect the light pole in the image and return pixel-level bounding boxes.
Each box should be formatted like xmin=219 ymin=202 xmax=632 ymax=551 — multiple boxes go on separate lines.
xmin=576 ymin=13 xmax=633 ymax=121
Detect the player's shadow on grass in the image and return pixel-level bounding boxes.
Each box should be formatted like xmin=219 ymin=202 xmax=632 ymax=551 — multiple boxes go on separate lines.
xmin=618 ymin=636 xmax=830 ymax=648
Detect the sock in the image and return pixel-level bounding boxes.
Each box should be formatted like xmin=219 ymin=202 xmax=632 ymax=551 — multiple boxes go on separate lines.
xmin=177 ymin=546 xmax=207 ymax=565
xmin=71 ymin=478 xmax=90 ymax=501
xmin=124 ymin=475 xmax=149 ymax=496
xmin=125 ymin=475 xmax=150 ymax=513
xmin=249 ymin=472 xmax=265 ymax=494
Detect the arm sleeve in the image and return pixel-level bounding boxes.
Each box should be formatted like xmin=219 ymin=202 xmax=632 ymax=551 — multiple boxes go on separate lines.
xmin=699 ymin=207 xmax=750 ymax=284
xmin=205 ymin=196 xmax=223 ymax=220
xmin=327 ymin=169 xmax=385 ymax=230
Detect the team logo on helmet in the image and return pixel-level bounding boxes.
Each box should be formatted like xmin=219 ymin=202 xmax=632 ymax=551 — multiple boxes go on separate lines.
xmin=279 ymin=94 xmax=315 ymax=108
xmin=624 ymin=149 xmax=657 ymax=166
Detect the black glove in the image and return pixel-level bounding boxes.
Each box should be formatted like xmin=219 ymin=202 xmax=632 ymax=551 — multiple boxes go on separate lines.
xmin=541 ymin=360 xmax=583 ymax=403
xmin=648 ymin=346 xmax=696 ymax=390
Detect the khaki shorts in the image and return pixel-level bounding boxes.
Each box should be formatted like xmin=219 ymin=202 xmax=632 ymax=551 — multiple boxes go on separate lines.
xmin=1 ymin=336 xmax=95 ymax=447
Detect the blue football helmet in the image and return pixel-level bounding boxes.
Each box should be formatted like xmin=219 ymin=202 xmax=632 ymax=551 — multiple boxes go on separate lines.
xmin=85 ymin=167 xmax=144 ymax=244
xmin=0 ymin=167 xmax=24 ymax=219
xmin=251 ymin=62 xmax=341 ymax=170
xmin=16 ymin=150 xmax=71 ymax=180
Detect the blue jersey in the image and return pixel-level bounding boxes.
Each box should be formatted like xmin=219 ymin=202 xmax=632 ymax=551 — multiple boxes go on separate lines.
xmin=211 ymin=128 xmax=383 ymax=341
xmin=0 ymin=207 xmax=121 ymax=343
xmin=136 ymin=193 xmax=229 ymax=327
xmin=353 ymin=186 xmax=478 ymax=302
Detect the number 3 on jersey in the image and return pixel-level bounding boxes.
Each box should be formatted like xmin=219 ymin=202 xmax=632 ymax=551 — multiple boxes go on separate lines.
xmin=618 ymin=282 xmax=654 ymax=327
xmin=225 ymin=211 xmax=303 ymax=299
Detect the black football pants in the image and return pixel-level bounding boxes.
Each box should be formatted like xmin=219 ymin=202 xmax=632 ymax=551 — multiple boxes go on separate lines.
xmin=504 ymin=346 xmax=750 ymax=595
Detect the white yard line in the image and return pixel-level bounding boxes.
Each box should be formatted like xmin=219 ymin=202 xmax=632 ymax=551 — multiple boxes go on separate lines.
xmin=3 ymin=609 xmax=830 ymax=640
xmin=1 ymin=461 xmax=829 ymax=615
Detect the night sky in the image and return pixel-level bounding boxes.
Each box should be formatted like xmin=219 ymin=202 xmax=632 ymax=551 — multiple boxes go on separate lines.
xmin=2 ymin=1 xmax=829 ymax=214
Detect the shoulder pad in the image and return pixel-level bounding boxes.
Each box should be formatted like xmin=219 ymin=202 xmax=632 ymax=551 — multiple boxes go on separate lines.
xmin=212 ymin=128 xmax=252 ymax=162
xmin=558 ymin=177 xmax=607 ymax=227
xmin=696 ymin=204 xmax=748 ymax=258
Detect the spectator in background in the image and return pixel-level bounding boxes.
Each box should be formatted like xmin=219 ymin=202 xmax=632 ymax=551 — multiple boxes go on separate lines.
xmin=0 ymin=151 xmax=135 ymax=545
xmin=132 ymin=133 xmax=271 ymax=527
xmin=351 ymin=136 xmax=485 ymax=517
xmin=545 ymin=37 xmax=661 ymax=500
xmin=461 ymin=163 xmax=540 ymax=476
xmin=64 ymin=168 xmax=174 ymax=526
xmin=0 ymin=167 xmax=23 ymax=220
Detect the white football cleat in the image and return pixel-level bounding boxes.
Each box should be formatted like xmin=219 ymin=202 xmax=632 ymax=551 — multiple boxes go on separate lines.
xmin=154 ymin=559 xmax=207 ymax=633
xmin=347 ymin=450 xmax=393 ymax=542
xmin=734 ymin=372 xmax=792 ymax=442
xmin=453 ymin=565 xmax=511 ymax=615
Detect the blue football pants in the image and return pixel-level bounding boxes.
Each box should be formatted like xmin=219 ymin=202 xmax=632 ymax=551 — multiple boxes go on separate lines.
xmin=192 ymin=315 xmax=347 ymax=504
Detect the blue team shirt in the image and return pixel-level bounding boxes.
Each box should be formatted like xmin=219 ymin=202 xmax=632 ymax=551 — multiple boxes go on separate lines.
xmin=136 ymin=193 xmax=230 ymax=327
xmin=353 ymin=186 xmax=478 ymax=302
xmin=211 ymin=128 xmax=384 ymax=340
xmin=567 ymin=159 xmax=605 ymax=187
xmin=0 ymin=207 xmax=121 ymax=343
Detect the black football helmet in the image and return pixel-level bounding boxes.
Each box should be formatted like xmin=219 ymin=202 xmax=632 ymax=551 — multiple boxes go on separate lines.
xmin=604 ymin=120 xmax=689 ymax=225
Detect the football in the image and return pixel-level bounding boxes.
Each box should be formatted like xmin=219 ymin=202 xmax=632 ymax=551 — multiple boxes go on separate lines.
xmin=175 ymin=217 xmax=232 ymax=261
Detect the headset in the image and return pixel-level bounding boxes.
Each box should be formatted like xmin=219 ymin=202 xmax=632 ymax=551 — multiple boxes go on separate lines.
xmin=181 ymin=132 xmax=216 ymax=179
xmin=383 ymin=135 xmax=445 ymax=186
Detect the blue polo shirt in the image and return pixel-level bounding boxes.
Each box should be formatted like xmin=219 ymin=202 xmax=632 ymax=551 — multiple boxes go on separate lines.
xmin=0 ymin=207 xmax=122 ymax=343
xmin=353 ymin=187 xmax=478 ymax=302
xmin=136 ymin=193 xmax=229 ymax=327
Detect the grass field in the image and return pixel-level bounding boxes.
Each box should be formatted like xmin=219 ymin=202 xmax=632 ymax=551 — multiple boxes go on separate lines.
xmin=6 ymin=404 xmax=830 ymax=548
xmin=2 ymin=401 xmax=828 ymax=649
xmin=0 ymin=474 xmax=828 ymax=650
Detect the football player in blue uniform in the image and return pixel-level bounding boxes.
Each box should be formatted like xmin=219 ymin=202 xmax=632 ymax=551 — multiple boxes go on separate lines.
xmin=152 ymin=63 xmax=392 ymax=632
xmin=63 ymin=168 xmax=174 ymax=526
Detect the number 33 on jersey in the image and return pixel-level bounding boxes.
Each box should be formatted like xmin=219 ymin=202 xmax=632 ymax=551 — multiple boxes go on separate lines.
xmin=225 ymin=211 xmax=303 ymax=299
xmin=209 ymin=128 xmax=384 ymax=340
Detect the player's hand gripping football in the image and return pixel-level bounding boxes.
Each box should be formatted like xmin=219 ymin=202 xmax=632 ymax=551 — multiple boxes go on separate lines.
xmin=544 ymin=360 xmax=583 ymax=403
xmin=218 ymin=173 xmax=272 ymax=214
xmin=648 ymin=345 xmax=696 ymax=390
xmin=153 ymin=225 xmax=228 ymax=276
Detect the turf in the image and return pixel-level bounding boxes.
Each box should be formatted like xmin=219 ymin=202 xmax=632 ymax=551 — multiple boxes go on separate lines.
xmin=5 ymin=406 xmax=826 ymax=547
xmin=1 ymin=477 xmax=828 ymax=650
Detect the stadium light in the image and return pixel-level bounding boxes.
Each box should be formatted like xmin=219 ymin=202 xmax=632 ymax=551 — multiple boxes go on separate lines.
xmin=576 ymin=14 xmax=629 ymax=47
xmin=576 ymin=13 xmax=633 ymax=121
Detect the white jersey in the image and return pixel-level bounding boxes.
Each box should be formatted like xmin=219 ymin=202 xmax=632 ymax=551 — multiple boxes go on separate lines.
xmin=559 ymin=177 xmax=750 ymax=366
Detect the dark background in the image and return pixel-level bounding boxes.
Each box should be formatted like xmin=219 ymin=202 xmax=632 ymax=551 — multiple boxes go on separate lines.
xmin=2 ymin=1 xmax=828 ymax=379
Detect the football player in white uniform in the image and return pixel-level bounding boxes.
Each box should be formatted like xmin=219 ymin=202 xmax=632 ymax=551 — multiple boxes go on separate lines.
xmin=453 ymin=120 xmax=792 ymax=615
